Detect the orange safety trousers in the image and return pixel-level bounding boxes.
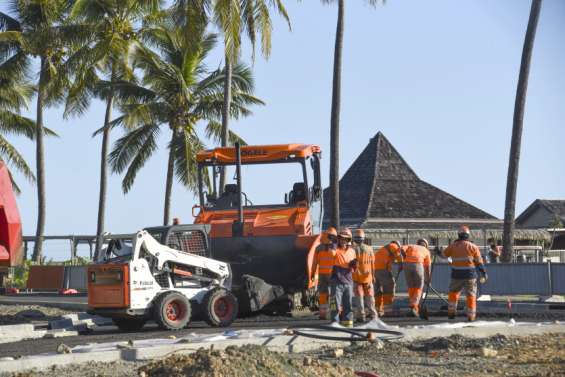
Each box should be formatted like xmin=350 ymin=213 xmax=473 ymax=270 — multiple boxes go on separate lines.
xmin=448 ymin=279 xmax=478 ymax=320
xmin=404 ymin=263 xmax=425 ymax=314
xmin=374 ymin=269 xmax=396 ymax=315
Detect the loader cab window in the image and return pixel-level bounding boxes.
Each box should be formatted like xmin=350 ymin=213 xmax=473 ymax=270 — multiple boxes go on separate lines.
xmin=166 ymin=229 xmax=208 ymax=257
xmin=201 ymin=161 xmax=306 ymax=209
xmin=103 ymin=239 xmax=134 ymax=262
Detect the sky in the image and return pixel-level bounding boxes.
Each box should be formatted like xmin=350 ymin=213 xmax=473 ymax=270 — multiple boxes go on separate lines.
xmin=2 ymin=0 xmax=565 ymax=259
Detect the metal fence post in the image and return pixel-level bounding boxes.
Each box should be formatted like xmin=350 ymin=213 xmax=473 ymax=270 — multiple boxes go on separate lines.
xmin=547 ymin=260 xmax=553 ymax=297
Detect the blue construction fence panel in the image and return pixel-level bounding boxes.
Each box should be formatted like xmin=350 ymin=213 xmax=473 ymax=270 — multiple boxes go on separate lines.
xmin=551 ymin=263 xmax=565 ymax=295
xmin=392 ymin=263 xmax=558 ymax=296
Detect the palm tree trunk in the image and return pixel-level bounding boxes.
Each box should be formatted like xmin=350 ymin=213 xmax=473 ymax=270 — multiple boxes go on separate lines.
xmin=329 ymin=0 xmax=344 ymax=229
xmin=502 ymin=0 xmax=542 ymax=262
xmin=94 ymin=92 xmax=114 ymax=258
xmin=163 ymin=128 xmax=177 ymax=226
xmin=32 ymin=61 xmax=46 ymax=263
xmin=219 ymin=55 xmax=233 ymax=192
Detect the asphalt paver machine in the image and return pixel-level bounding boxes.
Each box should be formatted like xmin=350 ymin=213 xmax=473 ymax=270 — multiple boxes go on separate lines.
xmin=192 ymin=143 xmax=324 ymax=311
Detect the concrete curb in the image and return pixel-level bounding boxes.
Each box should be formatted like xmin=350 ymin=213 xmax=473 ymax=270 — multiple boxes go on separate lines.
xmin=0 ymin=324 xmax=43 ymax=345
xmin=0 ymin=333 xmax=346 ymax=373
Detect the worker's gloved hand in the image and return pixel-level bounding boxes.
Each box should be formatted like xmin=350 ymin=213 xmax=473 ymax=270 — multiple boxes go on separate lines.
xmin=349 ymin=259 xmax=358 ymax=270
xmin=479 ymin=271 xmax=488 ymax=284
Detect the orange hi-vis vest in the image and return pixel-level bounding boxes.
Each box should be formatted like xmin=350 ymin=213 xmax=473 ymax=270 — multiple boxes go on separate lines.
xmin=373 ymin=245 xmax=402 ymax=271
xmin=313 ymin=244 xmax=335 ymax=276
xmin=402 ymin=245 xmax=431 ymax=266
xmin=353 ymin=244 xmax=374 ymax=284
xmin=442 ymin=240 xmax=483 ymax=270
xmin=333 ymin=246 xmax=356 ymax=269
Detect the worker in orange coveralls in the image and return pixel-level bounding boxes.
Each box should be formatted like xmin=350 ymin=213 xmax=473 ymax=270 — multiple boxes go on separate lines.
xmin=402 ymin=239 xmax=431 ymax=317
xmin=440 ymin=225 xmax=487 ymax=322
xmin=312 ymin=227 xmax=338 ymax=320
xmin=373 ymin=240 xmax=403 ymax=317
xmin=330 ymin=228 xmax=357 ymax=327
xmin=352 ymin=229 xmax=377 ymax=322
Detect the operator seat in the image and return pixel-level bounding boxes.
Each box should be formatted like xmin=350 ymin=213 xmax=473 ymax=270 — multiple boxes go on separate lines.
xmin=215 ymin=184 xmax=240 ymax=209
xmin=289 ymin=182 xmax=307 ymax=205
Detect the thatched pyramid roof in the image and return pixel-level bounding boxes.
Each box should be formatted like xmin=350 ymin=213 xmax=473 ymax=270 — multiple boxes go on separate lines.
xmin=323 ymin=132 xmax=499 ymax=228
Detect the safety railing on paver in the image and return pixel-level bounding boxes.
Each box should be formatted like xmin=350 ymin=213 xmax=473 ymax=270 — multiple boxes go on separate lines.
xmin=394 ymin=262 xmax=565 ymax=296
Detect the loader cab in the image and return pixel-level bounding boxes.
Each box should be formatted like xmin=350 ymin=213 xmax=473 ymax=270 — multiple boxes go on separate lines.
xmin=194 ymin=144 xmax=323 ymax=237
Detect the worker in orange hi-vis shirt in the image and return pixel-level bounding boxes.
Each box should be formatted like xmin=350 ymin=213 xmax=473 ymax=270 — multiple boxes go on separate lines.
xmin=440 ymin=225 xmax=487 ymax=322
xmin=312 ymin=227 xmax=338 ymax=320
xmin=372 ymin=240 xmax=403 ymax=317
xmin=352 ymin=229 xmax=377 ymax=322
xmin=330 ymin=228 xmax=357 ymax=327
xmin=401 ymin=239 xmax=431 ymax=317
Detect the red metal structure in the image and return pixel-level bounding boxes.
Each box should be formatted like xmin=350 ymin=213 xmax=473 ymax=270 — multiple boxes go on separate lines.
xmin=0 ymin=162 xmax=23 ymax=269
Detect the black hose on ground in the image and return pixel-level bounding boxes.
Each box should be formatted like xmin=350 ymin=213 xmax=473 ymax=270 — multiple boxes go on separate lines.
xmin=287 ymin=324 xmax=405 ymax=342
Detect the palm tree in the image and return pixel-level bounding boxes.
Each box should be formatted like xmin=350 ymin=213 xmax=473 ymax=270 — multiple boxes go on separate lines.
xmin=502 ymin=0 xmax=543 ymax=262
xmin=0 ymin=64 xmax=36 ymax=191
xmin=322 ymin=0 xmax=381 ymax=228
xmin=0 ymin=1 xmax=83 ymax=262
xmin=108 ymin=23 xmax=263 ymax=225
xmin=211 ymin=0 xmax=291 ymax=190
xmin=63 ymin=0 xmax=160 ymax=256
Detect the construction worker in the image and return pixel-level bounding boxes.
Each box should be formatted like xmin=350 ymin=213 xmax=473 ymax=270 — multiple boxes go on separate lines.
xmin=352 ymin=229 xmax=377 ymax=322
xmin=440 ymin=225 xmax=487 ymax=322
xmin=330 ymin=228 xmax=357 ymax=327
xmin=312 ymin=227 xmax=338 ymax=320
xmin=373 ymin=240 xmax=403 ymax=317
xmin=402 ymin=239 xmax=431 ymax=317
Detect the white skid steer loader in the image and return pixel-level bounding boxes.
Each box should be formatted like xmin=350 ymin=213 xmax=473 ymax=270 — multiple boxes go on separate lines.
xmin=87 ymin=230 xmax=238 ymax=332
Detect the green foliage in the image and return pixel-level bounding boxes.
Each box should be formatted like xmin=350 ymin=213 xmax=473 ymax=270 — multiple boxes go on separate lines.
xmin=8 ymin=259 xmax=33 ymax=288
xmin=108 ymin=19 xmax=263 ymax=194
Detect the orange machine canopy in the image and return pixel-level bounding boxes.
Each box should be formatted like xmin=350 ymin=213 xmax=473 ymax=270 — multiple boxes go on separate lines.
xmin=197 ymin=144 xmax=321 ymax=164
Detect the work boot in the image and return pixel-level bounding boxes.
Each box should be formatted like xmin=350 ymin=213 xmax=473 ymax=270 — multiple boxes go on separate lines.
xmin=356 ymin=316 xmax=366 ymax=324
xmin=378 ymin=311 xmax=385 ymax=317
xmin=409 ymin=307 xmax=418 ymax=317
xmin=340 ymin=320 xmax=354 ymax=328
xmin=448 ymin=312 xmax=456 ymax=320
xmin=467 ymin=315 xmax=476 ymax=322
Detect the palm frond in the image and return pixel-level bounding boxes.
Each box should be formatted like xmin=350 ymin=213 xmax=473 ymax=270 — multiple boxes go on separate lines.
xmin=108 ymin=123 xmax=161 ymax=175
xmin=0 ymin=134 xmax=35 ymax=183
xmin=205 ymin=120 xmax=246 ymax=145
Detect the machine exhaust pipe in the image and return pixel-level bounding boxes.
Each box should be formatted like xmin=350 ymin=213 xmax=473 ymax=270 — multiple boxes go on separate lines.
xmin=233 ymin=142 xmax=244 ymax=237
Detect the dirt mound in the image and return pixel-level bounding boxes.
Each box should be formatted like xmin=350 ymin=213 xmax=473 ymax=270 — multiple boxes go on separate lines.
xmin=139 ymin=345 xmax=356 ymax=377
xmin=407 ymin=333 xmax=510 ymax=352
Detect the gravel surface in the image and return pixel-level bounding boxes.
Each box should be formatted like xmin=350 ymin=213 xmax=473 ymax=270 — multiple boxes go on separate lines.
xmin=5 ymin=333 xmax=564 ymax=377
xmin=140 ymin=345 xmax=356 ymax=377
xmin=9 ymin=361 xmax=144 ymax=377
xmin=306 ymin=333 xmax=565 ymax=377
xmin=0 ymin=304 xmax=71 ymax=325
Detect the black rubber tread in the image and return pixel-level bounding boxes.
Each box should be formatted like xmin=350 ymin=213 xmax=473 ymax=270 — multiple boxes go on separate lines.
xmin=153 ymin=291 xmax=192 ymax=330
xmin=112 ymin=317 xmax=146 ymax=332
xmin=202 ymin=287 xmax=239 ymax=327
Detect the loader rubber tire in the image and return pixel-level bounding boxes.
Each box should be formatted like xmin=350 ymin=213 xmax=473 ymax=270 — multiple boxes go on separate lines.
xmin=112 ymin=318 xmax=146 ymax=332
xmin=202 ymin=287 xmax=238 ymax=327
xmin=154 ymin=291 xmax=191 ymax=330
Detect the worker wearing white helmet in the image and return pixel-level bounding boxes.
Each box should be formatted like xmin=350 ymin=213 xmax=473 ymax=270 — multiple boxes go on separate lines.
xmin=352 ymin=229 xmax=377 ymax=322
